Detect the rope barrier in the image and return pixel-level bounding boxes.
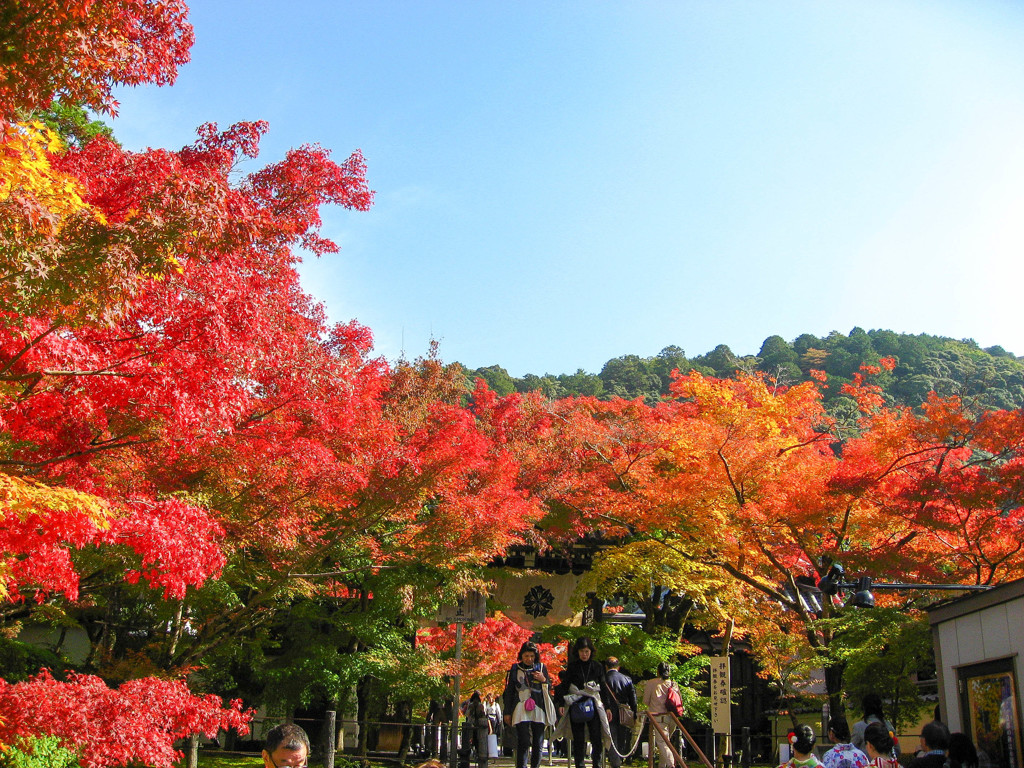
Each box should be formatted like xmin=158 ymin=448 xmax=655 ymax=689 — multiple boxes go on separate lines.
xmin=561 ymin=710 xmax=646 ymax=763
xmin=607 ymin=713 xmax=648 ymax=760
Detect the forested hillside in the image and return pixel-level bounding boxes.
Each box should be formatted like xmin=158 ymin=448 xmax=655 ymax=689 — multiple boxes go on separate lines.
xmin=465 ymin=328 xmax=1024 ymax=410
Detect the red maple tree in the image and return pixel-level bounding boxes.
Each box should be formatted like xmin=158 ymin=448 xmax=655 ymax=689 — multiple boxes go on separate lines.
xmin=0 ymin=0 xmax=193 ymax=118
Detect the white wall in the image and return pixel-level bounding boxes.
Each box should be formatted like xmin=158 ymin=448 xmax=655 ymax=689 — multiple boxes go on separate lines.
xmin=933 ymin=594 xmax=1024 ymax=732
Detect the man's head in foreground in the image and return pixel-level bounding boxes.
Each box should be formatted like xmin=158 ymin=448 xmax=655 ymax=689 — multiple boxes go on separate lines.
xmin=263 ymin=723 xmax=310 ymax=768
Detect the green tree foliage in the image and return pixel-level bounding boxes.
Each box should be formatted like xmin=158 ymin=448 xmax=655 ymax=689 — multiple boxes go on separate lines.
xmin=650 ymin=345 xmax=689 ymax=391
xmin=538 ymin=622 xmax=711 ymax=723
xmin=0 ymin=639 xmax=66 ymax=683
xmin=692 ymin=344 xmax=741 ymax=378
xmin=516 ymin=373 xmax=565 ymax=399
xmin=467 ymin=364 xmax=516 ymax=396
xmin=757 ymin=335 xmax=801 ymax=383
xmin=793 ymin=333 xmax=823 ymax=357
xmin=599 ymin=355 xmax=664 ymax=402
xmin=0 ymin=735 xmax=79 ymax=768
xmin=558 ymin=368 xmax=605 ymax=397
xmin=34 ymin=99 xmax=115 ymax=148
xmin=492 ymin=329 xmax=1024 ymax=410
xmin=823 ymin=609 xmax=934 ymax=732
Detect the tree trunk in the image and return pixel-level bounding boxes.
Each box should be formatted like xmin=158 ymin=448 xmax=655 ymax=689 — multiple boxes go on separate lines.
xmin=186 ymin=734 xmax=200 ymax=768
xmin=357 ymin=674 xmax=372 ymax=766
xmin=824 ymin=662 xmax=846 ymax=718
xmin=397 ymin=699 xmax=413 ymax=762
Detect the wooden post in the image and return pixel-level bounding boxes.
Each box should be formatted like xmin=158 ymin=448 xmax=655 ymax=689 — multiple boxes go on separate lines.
xmin=450 ymin=622 xmax=463 ymax=768
xmin=665 ymin=713 xmax=715 ymax=768
xmin=187 ymin=734 xmax=200 ymax=768
xmin=324 ymin=710 xmax=336 ymax=768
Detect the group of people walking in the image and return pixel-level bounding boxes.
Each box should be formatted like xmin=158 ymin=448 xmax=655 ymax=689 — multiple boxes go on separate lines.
xmin=465 ymin=644 xmax=984 ymax=768
xmin=265 ymin=660 xmax=985 ymax=768
xmin=781 ymin=695 xmax=980 ymax=768
xmin=500 ymin=637 xmax=679 ymax=768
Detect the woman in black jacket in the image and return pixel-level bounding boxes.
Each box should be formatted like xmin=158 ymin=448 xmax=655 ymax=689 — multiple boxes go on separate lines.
xmin=555 ymin=636 xmax=613 ymax=768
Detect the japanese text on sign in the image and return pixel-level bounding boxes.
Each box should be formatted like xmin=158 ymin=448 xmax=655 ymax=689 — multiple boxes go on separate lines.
xmin=709 ymin=655 xmax=730 ymax=734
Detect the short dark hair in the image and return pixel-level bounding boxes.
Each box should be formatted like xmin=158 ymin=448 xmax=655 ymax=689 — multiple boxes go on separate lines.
xmin=864 ymin=722 xmax=894 ymax=756
xmin=792 ymin=725 xmax=816 ymax=755
xmin=518 ymin=641 xmax=541 ymax=662
xmin=265 ymin=723 xmax=310 ymax=755
xmin=829 ymin=716 xmax=851 ymax=741
xmin=574 ymin=636 xmax=596 ymax=656
xmin=657 ymin=661 xmax=672 ymax=679
xmin=922 ymin=720 xmax=950 ymax=751
xmin=605 ymin=657 xmax=620 ymax=669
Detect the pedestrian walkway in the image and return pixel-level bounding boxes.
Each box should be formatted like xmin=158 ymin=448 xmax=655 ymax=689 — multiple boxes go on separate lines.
xmin=423 ymin=754 xmax=650 ymax=768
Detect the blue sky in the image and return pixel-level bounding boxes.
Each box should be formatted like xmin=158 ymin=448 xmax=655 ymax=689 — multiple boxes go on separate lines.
xmin=111 ymin=1 xmax=1024 ymax=377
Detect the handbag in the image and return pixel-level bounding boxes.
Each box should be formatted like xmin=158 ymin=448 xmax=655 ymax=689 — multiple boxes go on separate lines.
xmin=570 ymin=696 xmax=596 ymax=723
xmin=606 ymin=681 xmax=635 ymax=728
xmin=665 ymin=682 xmax=684 ymax=717
xmin=618 ymin=703 xmax=635 ymax=728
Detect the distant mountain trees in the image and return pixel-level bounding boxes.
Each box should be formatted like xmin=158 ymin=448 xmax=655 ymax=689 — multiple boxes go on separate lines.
xmin=464 ymin=328 xmax=1024 ymax=410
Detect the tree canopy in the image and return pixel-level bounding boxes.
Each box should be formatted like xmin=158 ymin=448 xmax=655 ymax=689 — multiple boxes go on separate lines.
xmin=465 ymin=329 xmax=1024 ymax=411
xmin=4 ymin=3 xmax=1024 ymax=763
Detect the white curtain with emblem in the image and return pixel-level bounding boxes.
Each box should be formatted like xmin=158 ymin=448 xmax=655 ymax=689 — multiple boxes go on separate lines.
xmin=489 ymin=571 xmax=583 ymax=627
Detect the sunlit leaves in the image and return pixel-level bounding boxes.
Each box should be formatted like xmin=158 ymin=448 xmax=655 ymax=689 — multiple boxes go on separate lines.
xmin=0 ymin=121 xmax=99 ymax=234
xmin=419 ymin=612 xmax=564 ymax=693
xmin=0 ymin=0 xmax=193 ymax=119
xmin=0 ymin=670 xmax=249 ymax=768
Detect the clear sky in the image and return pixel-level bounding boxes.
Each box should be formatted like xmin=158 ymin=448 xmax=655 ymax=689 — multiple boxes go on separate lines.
xmin=110 ymin=1 xmax=1024 ymax=377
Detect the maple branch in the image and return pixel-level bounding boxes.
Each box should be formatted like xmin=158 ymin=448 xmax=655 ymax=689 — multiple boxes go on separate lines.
xmin=287 ymin=565 xmax=399 ymax=579
xmin=0 ymin=437 xmax=158 ymax=470
xmin=652 ymin=535 xmax=796 ymax=609
xmin=932 ymin=444 xmax=961 ymax=476
xmin=0 ymin=268 xmax=33 ymax=284
xmin=18 ymin=370 xmax=43 ymax=397
xmin=961 ymin=446 xmax=1021 ymax=468
xmin=716 ymin=439 xmax=744 ymax=507
xmin=752 ymin=534 xmax=803 ymax=593
xmin=872 ymin=445 xmax=946 ymax=483
xmin=832 ymin=501 xmax=855 ymax=550
xmin=2 ymin=369 xmax=135 ymax=380
xmin=582 ymin=439 xmax=636 ymax=493
xmin=0 ymin=321 xmax=60 ymax=377
xmin=782 ymin=520 xmax=818 ymax=573
xmin=1 ymin=347 xmax=164 ymax=393
xmin=776 ymin=431 xmax=832 ymax=456
xmin=96 ymin=331 xmax=150 ymax=345
xmin=237 ymin=396 xmax=299 ymax=427
xmin=586 ymin=508 xmax=640 ymax=535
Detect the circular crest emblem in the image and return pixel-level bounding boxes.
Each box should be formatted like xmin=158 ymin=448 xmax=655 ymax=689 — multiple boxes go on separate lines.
xmin=523 ymin=585 xmax=555 ymax=618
